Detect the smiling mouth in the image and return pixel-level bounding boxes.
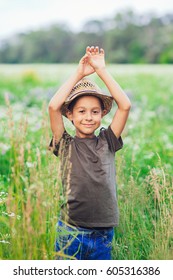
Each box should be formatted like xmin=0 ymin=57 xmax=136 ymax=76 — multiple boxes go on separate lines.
xmin=82 ymin=124 xmax=94 ymax=127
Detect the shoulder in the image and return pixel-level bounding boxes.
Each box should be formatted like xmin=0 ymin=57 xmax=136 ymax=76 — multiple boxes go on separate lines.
xmin=99 ymin=126 xmax=123 ymax=153
xmin=49 ymin=130 xmax=73 ymax=157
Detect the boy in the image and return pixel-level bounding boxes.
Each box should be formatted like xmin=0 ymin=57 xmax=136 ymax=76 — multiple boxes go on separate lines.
xmin=49 ymin=46 xmax=131 ymax=260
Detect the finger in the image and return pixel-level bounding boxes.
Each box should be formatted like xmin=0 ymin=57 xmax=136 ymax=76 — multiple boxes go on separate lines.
xmin=86 ymin=47 xmax=92 ymax=57
xmin=91 ymin=46 xmax=95 ymax=54
xmin=86 ymin=46 xmax=90 ymax=53
xmin=81 ymin=54 xmax=87 ymax=60
xmin=100 ymin=48 xmax=105 ymax=55
xmin=95 ymin=46 xmax=99 ymax=54
xmin=80 ymin=54 xmax=88 ymax=63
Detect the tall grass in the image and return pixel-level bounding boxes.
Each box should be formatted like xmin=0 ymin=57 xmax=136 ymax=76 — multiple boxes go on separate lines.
xmin=0 ymin=65 xmax=173 ymax=259
xmin=113 ymin=153 xmax=173 ymax=260
xmin=0 ymin=96 xmax=60 ymax=259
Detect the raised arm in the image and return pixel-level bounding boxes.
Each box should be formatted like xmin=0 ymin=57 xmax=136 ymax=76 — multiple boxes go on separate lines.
xmin=48 ymin=51 xmax=95 ymax=143
xmin=86 ymin=46 xmax=131 ymax=138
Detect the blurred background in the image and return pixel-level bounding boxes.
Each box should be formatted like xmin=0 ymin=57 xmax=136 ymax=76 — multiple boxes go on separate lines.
xmin=0 ymin=0 xmax=173 ymax=64
xmin=0 ymin=0 xmax=173 ymax=261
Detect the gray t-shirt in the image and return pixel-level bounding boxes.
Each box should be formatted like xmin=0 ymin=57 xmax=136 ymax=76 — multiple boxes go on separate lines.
xmin=49 ymin=126 xmax=123 ymax=228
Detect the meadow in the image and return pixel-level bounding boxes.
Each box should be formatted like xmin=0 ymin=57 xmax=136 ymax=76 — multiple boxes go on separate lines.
xmin=0 ymin=64 xmax=173 ymax=260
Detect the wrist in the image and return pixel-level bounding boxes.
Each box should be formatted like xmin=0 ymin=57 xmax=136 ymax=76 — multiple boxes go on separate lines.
xmin=95 ymin=67 xmax=107 ymax=77
xmin=75 ymin=69 xmax=84 ymax=80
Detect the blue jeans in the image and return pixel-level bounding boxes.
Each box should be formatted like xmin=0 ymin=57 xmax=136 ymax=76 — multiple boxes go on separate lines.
xmin=55 ymin=220 xmax=114 ymax=260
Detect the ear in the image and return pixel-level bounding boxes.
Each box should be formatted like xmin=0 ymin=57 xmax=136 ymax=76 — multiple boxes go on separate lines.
xmin=101 ymin=109 xmax=107 ymax=117
xmin=66 ymin=110 xmax=73 ymax=121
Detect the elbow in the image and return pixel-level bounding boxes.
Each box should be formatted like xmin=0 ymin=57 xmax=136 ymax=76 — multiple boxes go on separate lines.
xmin=125 ymin=102 xmax=132 ymax=111
xmin=121 ymin=101 xmax=132 ymax=111
xmin=48 ymin=102 xmax=58 ymax=111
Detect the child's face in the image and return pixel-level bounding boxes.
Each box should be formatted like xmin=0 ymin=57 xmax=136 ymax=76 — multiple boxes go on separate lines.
xmin=67 ymin=95 xmax=105 ymax=138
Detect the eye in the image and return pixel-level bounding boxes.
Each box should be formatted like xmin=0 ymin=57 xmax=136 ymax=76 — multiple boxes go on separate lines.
xmin=93 ymin=110 xmax=99 ymax=114
xmin=79 ymin=110 xmax=85 ymax=113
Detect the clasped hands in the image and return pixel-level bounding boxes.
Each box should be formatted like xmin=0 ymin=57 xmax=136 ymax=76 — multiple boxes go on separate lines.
xmin=77 ymin=46 xmax=106 ymax=78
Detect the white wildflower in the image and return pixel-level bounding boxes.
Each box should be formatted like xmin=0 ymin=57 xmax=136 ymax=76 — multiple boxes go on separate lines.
xmin=26 ymin=161 xmax=35 ymax=168
xmin=41 ymin=150 xmax=47 ymax=155
xmin=0 ymin=191 xmax=7 ymax=196
xmin=0 ymin=142 xmax=11 ymax=155
xmin=0 ymin=240 xmax=10 ymax=244
xmin=143 ymin=152 xmax=155 ymax=159
xmin=8 ymin=213 xmax=15 ymax=217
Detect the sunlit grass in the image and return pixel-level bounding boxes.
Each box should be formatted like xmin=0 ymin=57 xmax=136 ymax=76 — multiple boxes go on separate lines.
xmin=0 ymin=64 xmax=173 ymax=259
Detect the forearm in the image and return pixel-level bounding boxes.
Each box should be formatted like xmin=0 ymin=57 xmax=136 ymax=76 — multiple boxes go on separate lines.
xmin=96 ymin=68 xmax=131 ymax=111
xmin=48 ymin=70 xmax=83 ymax=111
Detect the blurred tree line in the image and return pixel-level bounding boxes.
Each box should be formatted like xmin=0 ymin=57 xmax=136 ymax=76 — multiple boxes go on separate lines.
xmin=0 ymin=10 xmax=173 ymax=64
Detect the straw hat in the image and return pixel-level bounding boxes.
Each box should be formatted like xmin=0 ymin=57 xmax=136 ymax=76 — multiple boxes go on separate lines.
xmin=61 ymin=78 xmax=113 ymax=117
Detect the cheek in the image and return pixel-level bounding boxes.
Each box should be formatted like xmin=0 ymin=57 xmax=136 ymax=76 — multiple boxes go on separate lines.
xmin=95 ymin=114 xmax=102 ymax=122
xmin=72 ymin=114 xmax=82 ymax=123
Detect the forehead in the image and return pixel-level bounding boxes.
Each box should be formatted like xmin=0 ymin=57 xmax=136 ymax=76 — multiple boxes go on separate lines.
xmin=74 ymin=95 xmax=101 ymax=108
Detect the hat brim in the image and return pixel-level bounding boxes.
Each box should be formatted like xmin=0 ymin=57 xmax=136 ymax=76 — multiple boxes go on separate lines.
xmin=61 ymin=91 xmax=113 ymax=117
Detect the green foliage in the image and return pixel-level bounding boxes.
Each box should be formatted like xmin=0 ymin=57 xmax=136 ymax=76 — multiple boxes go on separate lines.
xmin=0 ymin=64 xmax=173 ymax=260
xmin=0 ymin=10 xmax=173 ymax=64
xmin=21 ymin=70 xmax=40 ymax=84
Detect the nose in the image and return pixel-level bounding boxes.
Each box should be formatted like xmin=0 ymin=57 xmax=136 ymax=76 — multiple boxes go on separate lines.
xmin=85 ymin=111 xmax=92 ymax=121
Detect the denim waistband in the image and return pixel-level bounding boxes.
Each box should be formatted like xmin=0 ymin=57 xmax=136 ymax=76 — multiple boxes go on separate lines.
xmin=57 ymin=220 xmax=113 ymax=235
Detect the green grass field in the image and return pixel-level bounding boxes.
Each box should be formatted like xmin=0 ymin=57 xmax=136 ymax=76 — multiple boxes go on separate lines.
xmin=0 ymin=64 xmax=173 ymax=260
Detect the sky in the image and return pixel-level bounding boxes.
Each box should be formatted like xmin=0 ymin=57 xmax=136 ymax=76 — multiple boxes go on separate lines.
xmin=0 ymin=0 xmax=173 ymax=40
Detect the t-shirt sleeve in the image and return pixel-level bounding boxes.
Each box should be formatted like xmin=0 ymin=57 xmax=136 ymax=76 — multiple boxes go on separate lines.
xmin=100 ymin=126 xmax=123 ymax=153
xmin=49 ymin=130 xmax=72 ymax=157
